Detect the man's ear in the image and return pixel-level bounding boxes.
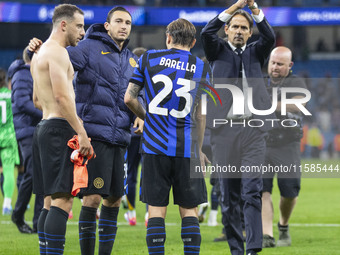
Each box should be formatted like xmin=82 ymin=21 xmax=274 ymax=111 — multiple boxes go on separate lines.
xmin=60 ymin=20 xmax=67 ymax=32
xmin=190 ymin=38 xmax=197 ymax=49
xmin=289 ymin=61 xmax=294 ymax=69
xmin=224 ymin=24 xmax=229 ymax=35
xmin=249 ymin=28 xmax=253 ymax=37
xmin=167 ymin=34 xmax=172 ymax=45
xmin=104 ymin=22 xmax=110 ymax=32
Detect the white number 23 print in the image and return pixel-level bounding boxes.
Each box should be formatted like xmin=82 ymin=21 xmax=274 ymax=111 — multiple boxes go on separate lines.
xmin=149 ymin=74 xmax=195 ymax=118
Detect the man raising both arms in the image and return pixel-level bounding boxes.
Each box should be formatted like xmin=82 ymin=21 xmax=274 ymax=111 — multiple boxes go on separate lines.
xmin=30 ymin=4 xmax=92 ymax=254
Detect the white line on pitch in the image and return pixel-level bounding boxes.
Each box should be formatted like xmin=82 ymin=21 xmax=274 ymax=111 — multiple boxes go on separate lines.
xmin=1 ymin=221 xmax=340 ymax=227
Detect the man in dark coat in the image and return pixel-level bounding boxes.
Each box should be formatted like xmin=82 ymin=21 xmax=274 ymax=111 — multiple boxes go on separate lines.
xmin=201 ymin=0 xmax=276 ymax=254
xmin=9 ymin=47 xmax=43 ymax=234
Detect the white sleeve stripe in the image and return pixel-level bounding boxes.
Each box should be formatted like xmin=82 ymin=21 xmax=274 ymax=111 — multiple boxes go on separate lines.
xmin=252 ymin=9 xmax=265 ymax=23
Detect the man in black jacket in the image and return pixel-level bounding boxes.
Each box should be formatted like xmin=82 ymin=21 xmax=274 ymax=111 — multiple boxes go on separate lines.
xmin=9 ymin=47 xmax=43 ymax=234
xmin=201 ymin=0 xmax=275 ymax=254
xmin=262 ymin=46 xmax=307 ymax=248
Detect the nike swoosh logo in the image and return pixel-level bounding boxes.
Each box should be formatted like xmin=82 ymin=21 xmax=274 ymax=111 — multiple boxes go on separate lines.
xmin=81 ymin=226 xmax=93 ymax=230
xmin=101 ymin=51 xmax=111 ymax=55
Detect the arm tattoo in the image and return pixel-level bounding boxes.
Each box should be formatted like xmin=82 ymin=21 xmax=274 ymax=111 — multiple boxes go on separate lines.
xmin=128 ymin=84 xmax=141 ymax=99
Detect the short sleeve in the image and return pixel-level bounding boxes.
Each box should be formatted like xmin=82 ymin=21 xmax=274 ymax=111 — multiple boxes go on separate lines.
xmin=129 ymin=52 xmax=146 ymax=87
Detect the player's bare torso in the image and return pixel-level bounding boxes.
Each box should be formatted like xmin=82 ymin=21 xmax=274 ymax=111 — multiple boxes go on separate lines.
xmin=31 ymin=40 xmax=75 ymax=119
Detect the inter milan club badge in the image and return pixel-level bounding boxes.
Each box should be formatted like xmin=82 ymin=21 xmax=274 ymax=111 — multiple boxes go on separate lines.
xmin=129 ymin=57 xmax=136 ymax=67
xmin=93 ymin=177 xmax=104 ymax=189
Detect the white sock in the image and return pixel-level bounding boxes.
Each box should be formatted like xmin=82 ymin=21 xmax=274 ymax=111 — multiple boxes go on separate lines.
xmin=209 ymin=209 xmax=218 ymax=218
xmin=208 ymin=209 xmax=218 ymax=224
xmin=128 ymin=209 xmax=136 ymax=218
xmin=3 ymin=198 xmax=11 ymax=208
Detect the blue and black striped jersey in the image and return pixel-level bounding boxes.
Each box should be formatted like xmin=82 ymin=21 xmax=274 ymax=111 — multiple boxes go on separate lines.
xmin=129 ymin=48 xmax=212 ymax=158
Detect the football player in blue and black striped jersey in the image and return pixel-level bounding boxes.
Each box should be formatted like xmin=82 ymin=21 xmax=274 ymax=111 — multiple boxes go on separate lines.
xmin=125 ymin=18 xmax=211 ymax=255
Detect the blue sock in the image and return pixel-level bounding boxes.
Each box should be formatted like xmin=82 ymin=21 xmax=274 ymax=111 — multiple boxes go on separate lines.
xmin=181 ymin=217 xmax=201 ymax=254
xmin=146 ymin=217 xmax=166 ymax=255
xmin=79 ymin=206 xmax=97 ymax=255
xmin=37 ymin=208 xmax=49 ymax=255
xmin=98 ymin=205 xmax=119 ymax=255
xmin=44 ymin=206 xmax=68 ymax=255
xmin=211 ymin=185 xmax=219 ymax=210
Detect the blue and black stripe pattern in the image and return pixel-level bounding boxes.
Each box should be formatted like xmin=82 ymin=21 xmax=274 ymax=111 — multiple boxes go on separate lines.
xmin=43 ymin=206 xmax=68 ymax=255
xmin=98 ymin=205 xmax=119 ymax=254
xmin=38 ymin=231 xmax=47 ymax=255
xmin=129 ymin=48 xmax=212 ymax=158
xmin=181 ymin=217 xmax=201 ymax=254
xmin=146 ymin=217 xmax=166 ymax=255
xmin=38 ymin=231 xmax=65 ymax=255
xmin=79 ymin=205 xmax=97 ymax=255
xmin=44 ymin=232 xmax=66 ymax=255
xmin=37 ymin=208 xmax=49 ymax=255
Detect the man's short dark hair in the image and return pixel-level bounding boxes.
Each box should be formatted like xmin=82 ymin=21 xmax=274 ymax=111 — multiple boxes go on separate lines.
xmin=227 ymin=10 xmax=253 ymax=30
xmin=166 ymin=18 xmax=196 ymax=47
xmin=23 ymin=46 xmax=30 ymax=64
xmin=106 ymin=6 xmax=132 ymax=23
xmin=132 ymin=47 xmax=147 ymax=58
xmin=52 ymin=4 xmax=84 ymax=25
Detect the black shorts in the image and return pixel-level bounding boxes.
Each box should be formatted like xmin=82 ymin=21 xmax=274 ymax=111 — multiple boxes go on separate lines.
xmin=263 ymin=142 xmax=301 ymax=198
xmin=80 ymin=140 xmax=126 ymax=198
xmin=32 ymin=119 xmax=76 ymax=196
xmin=141 ymin=154 xmax=207 ymax=207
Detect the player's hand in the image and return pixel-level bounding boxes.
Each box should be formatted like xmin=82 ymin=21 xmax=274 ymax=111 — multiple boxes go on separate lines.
xmin=29 ymin=37 xmax=43 ymax=53
xmin=199 ymin=150 xmax=211 ymax=177
xmin=247 ymin=0 xmax=255 ymax=7
xmin=235 ymin=0 xmax=247 ymax=8
xmin=133 ymin=117 xmax=144 ymax=135
xmin=78 ymin=132 xmax=92 ymax=157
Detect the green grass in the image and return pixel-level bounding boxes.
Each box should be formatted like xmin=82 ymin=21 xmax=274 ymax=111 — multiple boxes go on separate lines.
xmin=1 ymin=159 xmax=340 ymax=254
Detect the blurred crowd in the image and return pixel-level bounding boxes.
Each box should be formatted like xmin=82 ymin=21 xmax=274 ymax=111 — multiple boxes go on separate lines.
xmin=300 ymin=73 xmax=340 ymax=159
xmin=8 ymin=0 xmax=340 ymax=7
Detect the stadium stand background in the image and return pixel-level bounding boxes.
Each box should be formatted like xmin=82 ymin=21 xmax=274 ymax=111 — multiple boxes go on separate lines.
xmin=1 ymin=0 xmax=339 ymax=159
xmin=3 ymin=0 xmax=340 ymax=7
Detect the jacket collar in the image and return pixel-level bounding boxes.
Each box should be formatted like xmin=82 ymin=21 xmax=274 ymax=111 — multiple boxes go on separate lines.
xmin=7 ymin=59 xmax=28 ymax=79
xmin=227 ymin=41 xmax=246 ymax=53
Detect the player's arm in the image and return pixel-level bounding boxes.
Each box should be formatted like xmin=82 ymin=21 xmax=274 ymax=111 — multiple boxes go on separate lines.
xmin=32 ymin=79 xmax=42 ymax=110
xmin=201 ymin=0 xmax=247 ymax=61
xmin=124 ymin=82 xmax=146 ymax=120
xmin=195 ymin=99 xmax=210 ymax=168
xmin=32 ymin=81 xmax=42 ymax=111
xmin=195 ymin=99 xmax=206 ymax=152
xmin=31 ymin=59 xmax=42 ymax=111
xmin=49 ymin=49 xmax=91 ymax=156
xmin=252 ymin=2 xmax=276 ymax=62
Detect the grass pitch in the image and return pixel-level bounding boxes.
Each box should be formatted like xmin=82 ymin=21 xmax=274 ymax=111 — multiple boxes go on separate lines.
xmin=1 ymin=159 xmax=339 ymax=254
